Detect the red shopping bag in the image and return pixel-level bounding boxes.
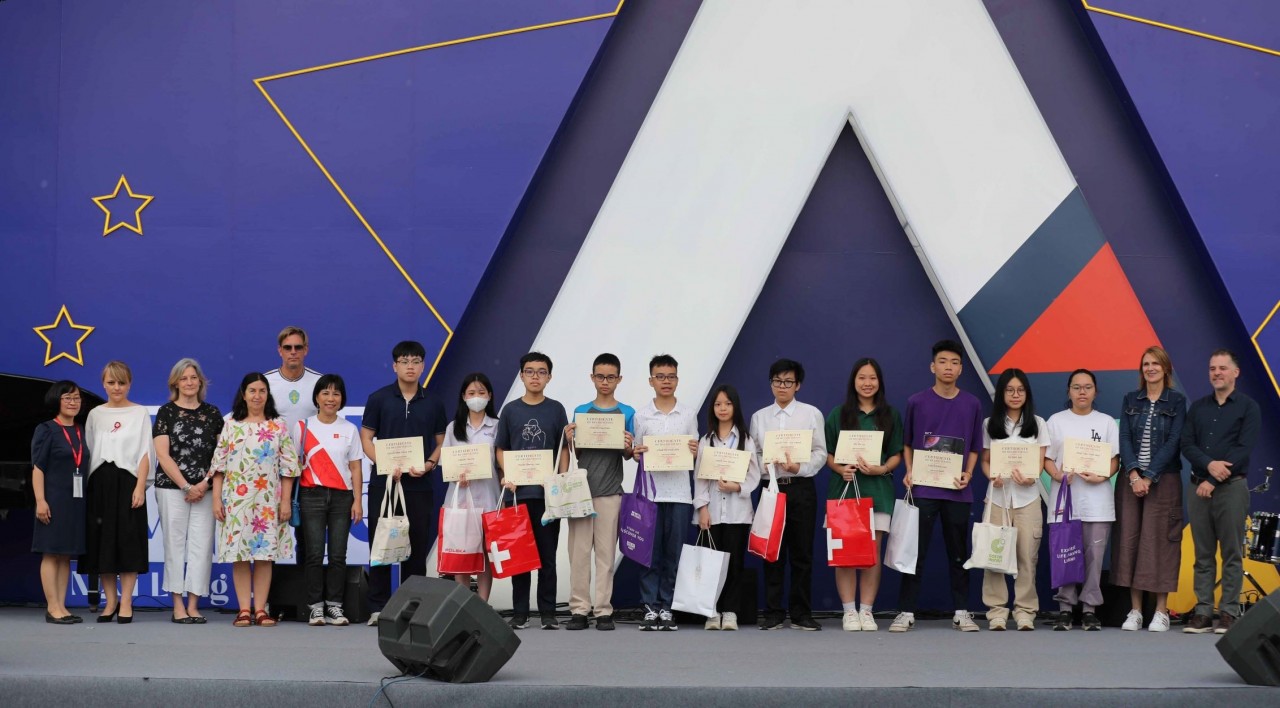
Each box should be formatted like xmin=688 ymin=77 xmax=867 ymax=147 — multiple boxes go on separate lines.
xmin=826 ymin=480 xmax=876 ymax=568
xmin=437 ymin=488 xmax=485 ymax=575
xmin=748 ymin=464 xmax=786 ymax=562
xmin=481 ymin=490 xmax=542 ymax=580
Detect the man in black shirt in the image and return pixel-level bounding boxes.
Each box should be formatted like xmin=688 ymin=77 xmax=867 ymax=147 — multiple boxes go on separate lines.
xmin=1179 ymin=349 xmax=1260 ymax=635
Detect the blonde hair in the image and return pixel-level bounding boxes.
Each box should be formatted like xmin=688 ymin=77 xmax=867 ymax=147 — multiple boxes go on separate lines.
xmin=101 ymin=360 xmax=133 ymax=386
xmin=167 ymin=358 xmax=209 ymax=402
xmin=1138 ymin=346 xmax=1174 ymax=390
xmin=277 ymin=326 xmax=308 ymax=347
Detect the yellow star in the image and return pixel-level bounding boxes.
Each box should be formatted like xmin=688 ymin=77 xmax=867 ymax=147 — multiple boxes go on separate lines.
xmin=91 ymin=174 xmax=154 ymax=236
xmin=33 ymin=305 xmax=96 ymax=366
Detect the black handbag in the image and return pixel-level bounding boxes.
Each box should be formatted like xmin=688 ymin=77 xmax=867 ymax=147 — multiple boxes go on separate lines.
xmin=289 ymin=420 xmax=306 ymax=528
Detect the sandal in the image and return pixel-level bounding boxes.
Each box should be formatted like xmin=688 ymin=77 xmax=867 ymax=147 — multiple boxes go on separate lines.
xmin=233 ymin=610 xmax=252 ymax=627
xmin=254 ymin=610 xmax=277 ymax=627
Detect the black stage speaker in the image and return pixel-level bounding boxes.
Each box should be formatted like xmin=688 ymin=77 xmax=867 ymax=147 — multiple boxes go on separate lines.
xmin=377 ymin=576 xmax=520 ymax=683
xmin=1217 ymin=590 xmax=1280 ymax=686
xmin=266 ymin=564 xmax=369 ymax=623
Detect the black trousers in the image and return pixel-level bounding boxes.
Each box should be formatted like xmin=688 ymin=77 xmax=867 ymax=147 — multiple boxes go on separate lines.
xmin=367 ymin=480 xmax=434 ymax=613
xmin=510 ymin=497 xmax=561 ymax=616
xmin=763 ymin=477 xmax=816 ymax=621
xmin=299 ymin=486 xmax=353 ymax=606
xmin=898 ymin=496 xmax=970 ymax=612
xmin=709 ymin=523 xmax=750 ymax=614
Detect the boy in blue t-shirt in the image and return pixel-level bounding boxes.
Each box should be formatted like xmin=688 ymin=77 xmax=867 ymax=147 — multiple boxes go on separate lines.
xmin=562 ymin=353 xmax=635 ymax=630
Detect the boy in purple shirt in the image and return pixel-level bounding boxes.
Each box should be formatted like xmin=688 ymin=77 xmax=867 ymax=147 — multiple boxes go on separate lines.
xmin=890 ymin=340 xmax=985 ymax=633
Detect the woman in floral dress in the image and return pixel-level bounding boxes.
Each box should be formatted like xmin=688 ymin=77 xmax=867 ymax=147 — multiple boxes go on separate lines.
xmin=210 ymin=372 xmax=300 ymax=627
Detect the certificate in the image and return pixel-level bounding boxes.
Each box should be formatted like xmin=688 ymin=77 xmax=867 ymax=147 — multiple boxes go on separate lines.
xmin=439 ymin=443 xmax=493 ymax=483
xmin=503 ymin=450 xmax=554 ymax=486
xmin=762 ymin=429 xmax=813 ymax=465
xmin=695 ymin=447 xmax=751 ymax=483
xmin=373 ymin=436 xmax=424 ymax=475
xmin=834 ymin=430 xmax=885 ymax=466
xmin=1062 ymin=438 xmax=1115 ymax=477
xmin=644 ymin=435 xmax=695 ymax=472
xmin=989 ymin=442 xmax=1039 ymax=479
xmin=574 ymin=413 xmax=625 ymax=449
xmin=911 ymin=449 xmax=963 ymax=489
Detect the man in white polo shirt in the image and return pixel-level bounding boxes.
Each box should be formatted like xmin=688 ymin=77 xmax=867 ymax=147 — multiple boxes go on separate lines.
xmin=265 ymin=325 xmax=323 ymax=439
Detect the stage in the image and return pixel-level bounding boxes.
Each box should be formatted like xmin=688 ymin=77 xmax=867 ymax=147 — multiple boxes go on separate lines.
xmin=1 ymin=608 xmax=1274 ymax=706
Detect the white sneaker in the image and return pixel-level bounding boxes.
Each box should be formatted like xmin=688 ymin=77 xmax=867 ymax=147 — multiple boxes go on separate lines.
xmin=842 ymin=610 xmax=861 ymax=631
xmin=1148 ymin=611 xmax=1171 ymax=632
xmin=889 ymin=612 xmax=914 ymax=633
xmin=720 ymin=612 xmax=738 ymax=631
xmin=859 ymin=609 xmax=878 ymax=632
xmin=1121 ymin=610 xmax=1143 ymax=631
xmin=366 ymin=611 xmax=380 ymax=627
xmin=705 ymin=614 xmax=722 ymax=630
xmin=308 ymin=603 xmax=325 ymax=626
xmin=954 ymin=610 xmax=980 ymax=632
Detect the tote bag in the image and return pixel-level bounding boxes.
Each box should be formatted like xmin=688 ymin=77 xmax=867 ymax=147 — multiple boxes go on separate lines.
xmin=619 ymin=457 xmax=658 ymax=567
xmin=542 ymin=433 xmax=596 ymax=524
xmin=369 ymin=478 xmax=411 ymax=566
xmin=437 ymin=486 xmax=486 ymax=575
xmin=671 ymin=530 xmax=730 ymax=618
xmin=1049 ymin=478 xmax=1085 ymax=588
xmin=963 ymin=485 xmax=1018 ymax=577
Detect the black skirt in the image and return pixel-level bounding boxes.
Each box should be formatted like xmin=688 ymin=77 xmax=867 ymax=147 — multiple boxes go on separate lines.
xmin=79 ymin=461 xmax=149 ymax=574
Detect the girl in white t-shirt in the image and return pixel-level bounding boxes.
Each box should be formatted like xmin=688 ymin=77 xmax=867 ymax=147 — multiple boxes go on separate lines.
xmin=1044 ymin=369 xmax=1120 ymax=631
xmin=440 ymin=373 xmax=501 ymax=602
xmin=980 ymin=368 xmax=1049 ymax=632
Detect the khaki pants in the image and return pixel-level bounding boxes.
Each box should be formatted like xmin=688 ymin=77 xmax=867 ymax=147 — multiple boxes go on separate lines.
xmin=982 ymin=501 xmax=1043 ymax=622
xmin=568 ymin=494 xmax=622 ymax=617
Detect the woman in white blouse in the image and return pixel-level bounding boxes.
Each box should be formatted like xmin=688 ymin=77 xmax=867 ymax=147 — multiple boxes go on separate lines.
xmin=440 ymin=373 xmax=501 ymax=601
xmin=693 ymin=385 xmax=762 ymax=631
xmin=82 ymin=361 xmax=153 ymax=624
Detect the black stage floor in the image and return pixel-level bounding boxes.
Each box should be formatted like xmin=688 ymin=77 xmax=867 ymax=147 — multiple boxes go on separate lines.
xmin=1 ymin=607 xmax=1275 ymax=706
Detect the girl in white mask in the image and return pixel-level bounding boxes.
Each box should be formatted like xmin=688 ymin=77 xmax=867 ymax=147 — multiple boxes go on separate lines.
xmin=440 ymin=373 xmax=501 ymax=601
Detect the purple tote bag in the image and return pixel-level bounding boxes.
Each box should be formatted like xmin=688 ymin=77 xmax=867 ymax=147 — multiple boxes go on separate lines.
xmin=619 ymin=458 xmax=658 ymax=568
xmin=1049 ymin=478 xmax=1085 ymax=589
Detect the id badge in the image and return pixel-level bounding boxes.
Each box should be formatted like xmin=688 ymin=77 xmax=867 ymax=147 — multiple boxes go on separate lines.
xmin=73 ymin=475 xmax=83 ymax=498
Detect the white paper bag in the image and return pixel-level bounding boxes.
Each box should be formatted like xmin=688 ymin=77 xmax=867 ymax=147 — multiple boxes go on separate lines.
xmin=370 ymin=479 xmax=411 ymax=566
xmin=883 ymin=492 xmax=919 ymax=574
xmin=963 ymin=488 xmax=1018 ymax=577
xmin=671 ymin=532 xmax=730 ymax=618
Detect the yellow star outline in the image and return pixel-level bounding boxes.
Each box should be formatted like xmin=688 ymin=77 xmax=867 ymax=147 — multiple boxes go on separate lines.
xmin=33 ymin=305 xmax=96 ymax=366
xmin=253 ymin=1 xmax=626 ymax=387
xmin=91 ymin=174 xmax=155 ymax=236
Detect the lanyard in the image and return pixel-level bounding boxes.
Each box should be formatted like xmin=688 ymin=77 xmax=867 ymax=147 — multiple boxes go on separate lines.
xmin=56 ymin=422 xmax=84 ymax=470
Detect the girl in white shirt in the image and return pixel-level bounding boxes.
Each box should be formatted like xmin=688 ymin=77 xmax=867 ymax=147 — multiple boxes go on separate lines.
xmin=440 ymin=373 xmax=501 ymax=602
xmin=1044 ymin=369 xmax=1120 ymax=631
xmin=693 ymin=385 xmax=762 ymax=631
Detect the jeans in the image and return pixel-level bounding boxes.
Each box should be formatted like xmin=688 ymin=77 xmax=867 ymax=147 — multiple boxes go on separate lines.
xmin=299 ymin=486 xmax=353 ymax=606
xmin=639 ymin=501 xmax=692 ymax=610
xmin=898 ymin=496 xmax=970 ymax=613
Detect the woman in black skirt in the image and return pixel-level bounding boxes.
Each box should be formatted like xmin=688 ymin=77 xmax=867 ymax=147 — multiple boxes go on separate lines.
xmin=81 ymin=361 xmax=153 ymax=623
xmin=33 ymin=380 xmax=90 ymax=624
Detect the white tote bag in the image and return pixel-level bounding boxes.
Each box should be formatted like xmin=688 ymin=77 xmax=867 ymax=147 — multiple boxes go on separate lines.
xmin=542 ymin=433 xmax=596 ymax=524
xmin=437 ymin=486 xmax=486 ymax=575
xmin=963 ymin=486 xmax=1019 ymax=577
xmin=370 ymin=478 xmax=411 ymax=566
xmin=671 ymin=530 xmax=730 ymax=618
xmin=883 ymin=489 xmax=919 ymax=574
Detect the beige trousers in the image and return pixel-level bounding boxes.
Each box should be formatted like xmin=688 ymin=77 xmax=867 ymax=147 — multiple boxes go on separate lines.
xmin=982 ymin=500 xmax=1043 ymax=622
xmin=568 ymin=494 xmax=622 ymax=617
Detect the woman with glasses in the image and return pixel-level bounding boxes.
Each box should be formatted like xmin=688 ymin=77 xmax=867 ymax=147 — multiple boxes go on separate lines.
xmin=32 ymin=381 xmax=90 ymax=624
xmin=1044 ymin=369 xmax=1119 ymax=631
xmin=1113 ymin=346 xmax=1186 ymax=632
xmin=153 ymin=358 xmax=224 ymax=623
xmin=82 ymin=361 xmax=153 ymax=624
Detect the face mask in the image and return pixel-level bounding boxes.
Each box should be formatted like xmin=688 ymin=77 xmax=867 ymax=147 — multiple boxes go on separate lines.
xmin=465 ymin=396 xmax=489 ymax=413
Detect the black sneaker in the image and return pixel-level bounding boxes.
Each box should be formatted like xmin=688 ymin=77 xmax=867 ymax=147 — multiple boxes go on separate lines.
xmin=792 ymin=616 xmax=822 ymax=631
xmin=509 ymin=614 xmax=529 ymax=630
xmin=1053 ymin=610 xmax=1072 ymax=631
xmin=759 ymin=616 xmax=786 ymax=631
xmin=639 ymin=607 xmax=659 ymax=631
xmin=565 ymin=614 xmax=590 ymax=630
xmin=541 ymin=613 xmax=560 ymax=630
xmin=1082 ymin=612 xmax=1102 ymax=631
xmin=596 ymin=615 xmax=615 ymax=631
xmin=658 ymin=609 xmax=678 ymax=631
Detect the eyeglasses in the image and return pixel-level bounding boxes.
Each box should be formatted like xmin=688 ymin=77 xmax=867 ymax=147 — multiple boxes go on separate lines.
xmin=1004 ymin=387 xmax=1026 ymax=395
xmin=281 ymin=344 xmax=306 ymax=352
xmin=396 ymin=358 xmax=424 ymax=366
xmin=1069 ymin=384 xmax=1095 ymax=392
xmin=770 ymin=378 xmax=797 ymax=389
xmin=60 ymin=395 xmax=82 ymax=402
xmin=651 ymin=374 xmax=678 ymax=382
xmin=591 ymin=374 xmax=620 ymax=383
xmin=521 ymin=368 xmax=550 ymax=378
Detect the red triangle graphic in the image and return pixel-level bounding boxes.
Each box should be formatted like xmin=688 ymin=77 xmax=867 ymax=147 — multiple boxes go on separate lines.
xmin=990 ymin=243 xmax=1161 ymax=374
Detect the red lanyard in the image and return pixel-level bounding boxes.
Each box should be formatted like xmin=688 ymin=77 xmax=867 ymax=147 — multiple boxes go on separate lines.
xmin=56 ymin=422 xmax=84 ymax=470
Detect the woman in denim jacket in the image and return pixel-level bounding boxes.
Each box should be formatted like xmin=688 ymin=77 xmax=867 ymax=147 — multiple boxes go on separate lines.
xmin=1113 ymin=346 xmax=1186 ymax=632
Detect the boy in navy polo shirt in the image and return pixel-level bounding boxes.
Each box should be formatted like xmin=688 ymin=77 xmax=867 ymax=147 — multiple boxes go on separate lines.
xmin=359 ymin=341 xmax=447 ymax=625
